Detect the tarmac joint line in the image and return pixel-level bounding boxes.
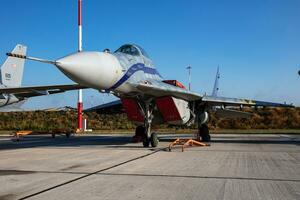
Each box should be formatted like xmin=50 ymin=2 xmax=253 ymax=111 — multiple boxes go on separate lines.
xmin=18 ymin=147 xmax=167 ymax=200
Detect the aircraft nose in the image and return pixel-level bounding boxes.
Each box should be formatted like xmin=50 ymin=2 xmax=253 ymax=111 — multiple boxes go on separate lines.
xmin=56 ymin=51 xmax=122 ymax=89
xmin=56 ymin=52 xmax=89 ymax=72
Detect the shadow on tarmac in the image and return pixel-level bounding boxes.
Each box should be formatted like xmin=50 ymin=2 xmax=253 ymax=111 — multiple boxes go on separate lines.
xmin=0 ymin=135 xmax=134 ymax=150
xmin=159 ymin=135 xmax=300 ymax=145
xmin=0 ymin=134 xmax=299 ymax=151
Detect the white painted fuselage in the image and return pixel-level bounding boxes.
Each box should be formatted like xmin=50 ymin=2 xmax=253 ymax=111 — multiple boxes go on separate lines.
xmin=55 ymin=44 xmax=162 ymax=95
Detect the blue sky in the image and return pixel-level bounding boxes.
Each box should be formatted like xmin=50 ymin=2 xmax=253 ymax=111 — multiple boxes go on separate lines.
xmin=0 ymin=0 xmax=299 ymax=109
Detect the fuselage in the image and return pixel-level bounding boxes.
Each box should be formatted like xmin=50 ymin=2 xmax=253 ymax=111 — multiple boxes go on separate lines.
xmin=55 ymin=44 xmax=162 ymax=95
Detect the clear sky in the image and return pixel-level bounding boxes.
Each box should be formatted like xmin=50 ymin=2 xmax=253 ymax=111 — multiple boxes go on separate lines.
xmin=0 ymin=0 xmax=299 ymax=109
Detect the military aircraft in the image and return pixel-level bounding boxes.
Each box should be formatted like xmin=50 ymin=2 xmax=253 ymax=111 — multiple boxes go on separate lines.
xmin=7 ymin=43 xmax=293 ymax=147
xmin=0 ymin=44 xmax=86 ymax=110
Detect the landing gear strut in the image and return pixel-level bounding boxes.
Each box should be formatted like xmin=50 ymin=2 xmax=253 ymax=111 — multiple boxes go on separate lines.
xmin=197 ymin=111 xmax=211 ymax=142
xmin=141 ymin=101 xmax=159 ymax=147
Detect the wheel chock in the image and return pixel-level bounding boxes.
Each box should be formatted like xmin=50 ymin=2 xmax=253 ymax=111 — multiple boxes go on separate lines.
xmin=14 ymin=131 xmax=33 ymax=141
xmin=169 ymin=138 xmax=210 ymax=152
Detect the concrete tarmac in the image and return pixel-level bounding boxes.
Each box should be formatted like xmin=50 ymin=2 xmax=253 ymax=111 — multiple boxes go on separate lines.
xmin=0 ymin=133 xmax=299 ymax=200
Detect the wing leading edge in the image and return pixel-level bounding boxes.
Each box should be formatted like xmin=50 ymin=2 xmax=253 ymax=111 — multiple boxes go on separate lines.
xmin=132 ymin=80 xmax=202 ymax=101
xmin=131 ymin=80 xmax=292 ymax=108
xmin=201 ymin=95 xmax=293 ymax=108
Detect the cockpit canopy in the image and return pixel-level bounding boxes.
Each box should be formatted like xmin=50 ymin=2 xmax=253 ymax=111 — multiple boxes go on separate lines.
xmin=115 ymin=44 xmax=150 ymax=58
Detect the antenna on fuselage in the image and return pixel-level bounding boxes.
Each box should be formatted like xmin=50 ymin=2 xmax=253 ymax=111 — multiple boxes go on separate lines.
xmin=186 ymin=66 xmax=192 ymax=91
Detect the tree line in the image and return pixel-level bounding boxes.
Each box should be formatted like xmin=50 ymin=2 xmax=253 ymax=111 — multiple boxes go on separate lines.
xmin=0 ymin=107 xmax=298 ymax=132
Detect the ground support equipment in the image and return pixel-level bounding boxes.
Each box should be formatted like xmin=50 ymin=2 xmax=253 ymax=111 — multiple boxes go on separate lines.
xmin=169 ymin=138 xmax=210 ymax=152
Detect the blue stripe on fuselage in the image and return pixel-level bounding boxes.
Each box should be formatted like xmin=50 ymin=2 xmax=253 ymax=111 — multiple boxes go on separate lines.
xmin=108 ymin=63 xmax=161 ymax=90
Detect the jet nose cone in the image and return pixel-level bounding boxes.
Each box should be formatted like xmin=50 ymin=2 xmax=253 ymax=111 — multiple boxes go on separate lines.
xmin=55 ymin=51 xmax=123 ymax=89
xmin=56 ymin=52 xmax=86 ymax=71
xmin=55 ymin=52 xmax=101 ymax=86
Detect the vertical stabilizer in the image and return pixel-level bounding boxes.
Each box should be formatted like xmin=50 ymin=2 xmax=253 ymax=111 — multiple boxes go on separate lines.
xmin=211 ymin=66 xmax=220 ymax=97
xmin=1 ymin=44 xmax=27 ymax=87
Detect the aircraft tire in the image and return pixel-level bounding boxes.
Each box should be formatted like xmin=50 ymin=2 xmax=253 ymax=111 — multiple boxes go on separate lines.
xmin=143 ymin=137 xmax=150 ymax=147
xmin=199 ymin=124 xmax=211 ymax=142
xmin=66 ymin=132 xmax=71 ymax=138
xmin=150 ymin=132 xmax=159 ymax=147
xmin=135 ymin=126 xmax=145 ymax=137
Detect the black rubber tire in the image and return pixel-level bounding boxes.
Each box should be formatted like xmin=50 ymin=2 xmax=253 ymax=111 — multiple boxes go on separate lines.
xmin=201 ymin=133 xmax=211 ymax=142
xmin=143 ymin=137 xmax=150 ymax=147
xmin=199 ymin=124 xmax=211 ymax=142
xmin=51 ymin=133 xmax=56 ymax=138
xmin=135 ymin=126 xmax=145 ymax=137
xmin=150 ymin=132 xmax=159 ymax=147
xmin=66 ymin=132 xmax=71 ymax=138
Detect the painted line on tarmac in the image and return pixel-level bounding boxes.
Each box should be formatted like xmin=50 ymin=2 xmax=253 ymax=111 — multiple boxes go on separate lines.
xmin=18 ymin=147 xmax=167 ymax=200
xmin=97 ymin=173 xmax=300 ymax=183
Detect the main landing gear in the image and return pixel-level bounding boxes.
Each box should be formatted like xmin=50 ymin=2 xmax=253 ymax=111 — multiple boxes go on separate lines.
xmin=197 ymin=111 xmax=211 ymax=142
xmin=135 ymin=101 xmax=159 ymax=147
xmin=198 ymin=124 xmax=211 ymax=142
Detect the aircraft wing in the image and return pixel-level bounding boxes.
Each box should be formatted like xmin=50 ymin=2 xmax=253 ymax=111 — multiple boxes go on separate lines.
xmin=132 ymin=80 xmax=202 ymax=101
xmin=201 ymin=95 xmax=293 ymax=108
xmin=132 ymin=80 xmax=293 ymax=108
xmin=84 ymin=80 xmax=202 ymax=113
xmin=85 ymin=80 xmax=293 ymax=114
xmin=0 ymin=84 xmax=88 ymax=98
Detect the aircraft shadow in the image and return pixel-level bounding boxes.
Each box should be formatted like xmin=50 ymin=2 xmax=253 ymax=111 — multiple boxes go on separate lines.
xmin=0 ymin=134 xmax=299 ymax=151
xmin=159 ymin=137 xmax=300 ymax=145
xmin=0 ymin=135 xmax=134 ymax=150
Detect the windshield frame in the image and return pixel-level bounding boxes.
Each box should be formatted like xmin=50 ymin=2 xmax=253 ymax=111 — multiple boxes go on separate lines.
xmin=115 ymin=44 xmax=150 ymax=58
xmin=115 ymin=45 xmax=140 ymax=56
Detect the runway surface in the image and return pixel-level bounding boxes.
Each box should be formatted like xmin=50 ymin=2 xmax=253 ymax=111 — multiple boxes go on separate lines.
xmin=0 ymin=133 xmax=299 ymax=200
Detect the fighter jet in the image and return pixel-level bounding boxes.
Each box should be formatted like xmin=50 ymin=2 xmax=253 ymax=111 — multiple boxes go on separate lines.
xmin=7 ymin=43 xmax=293 ymax=147
xmin=0 ymin=44 xmax=86 ymax=110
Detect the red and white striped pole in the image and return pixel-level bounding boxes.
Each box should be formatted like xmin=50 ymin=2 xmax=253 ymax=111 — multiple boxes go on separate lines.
xmin=77 ymin=0 xmax=83 ymax=131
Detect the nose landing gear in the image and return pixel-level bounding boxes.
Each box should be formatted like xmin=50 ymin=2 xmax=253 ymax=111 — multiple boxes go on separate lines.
xmin=142 ymin=132 xmax=158 ymax=147
xmin=139 ymin=100 xmax=159 ymax=147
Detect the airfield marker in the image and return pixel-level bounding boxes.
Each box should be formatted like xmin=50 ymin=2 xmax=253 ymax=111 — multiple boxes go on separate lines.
xmin=77 ymin=0 xmax=83 ymax=131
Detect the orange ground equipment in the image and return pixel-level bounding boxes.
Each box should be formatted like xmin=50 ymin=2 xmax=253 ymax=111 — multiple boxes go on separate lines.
xmin=13 ymin=130 xmax=74 ymax=141
xmin=168 ymin=138 xmax=210 ymax=152
xmin=14 ymin=131 xmax=33 ymax=141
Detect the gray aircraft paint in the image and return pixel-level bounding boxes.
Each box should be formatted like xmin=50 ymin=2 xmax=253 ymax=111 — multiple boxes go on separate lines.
xmin=7 ymin=44 xmax=293 ymax=108
xmin=0 ymin=44 xmax=26 ymax=87
xmin=0 ymin=45 xmax=87 ymax=110
xmin=0 ymin=45 xmax=27 ymax=107
xmin=211 ymin=66 xmax=220 ymax=97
